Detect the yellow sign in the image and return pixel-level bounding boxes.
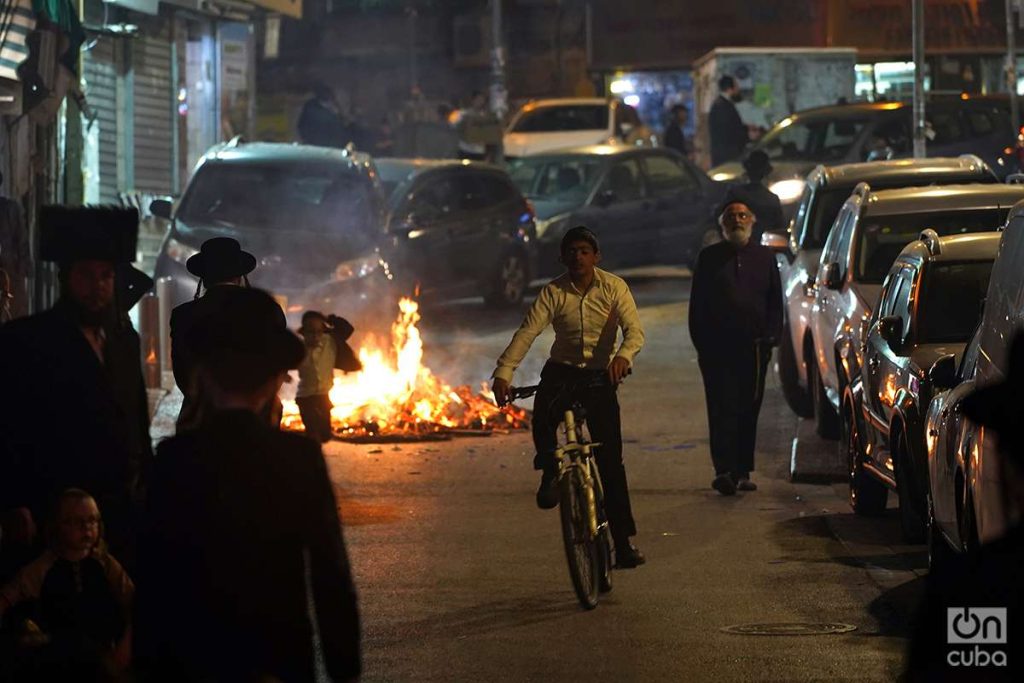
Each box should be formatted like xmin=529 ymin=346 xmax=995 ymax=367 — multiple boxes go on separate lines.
xmin=248 ymin=0 xmax=302 ymax=19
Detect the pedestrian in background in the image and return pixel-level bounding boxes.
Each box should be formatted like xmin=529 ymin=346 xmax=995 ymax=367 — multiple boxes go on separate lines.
xmin=709 ymin=75 xmax=748 ymax=167
xmin=169 ymin=236 xmax=256 ymax=429
xmin=297 ymin=82 xmax=349 ymax=148
xmin=689 ymin=199 xmax=782 ymax=495
xmin=730 ymin=151 xmax=786 ymax=242
xmin=663 ymin=104 xmax=693 ymax=160
xmin=134 ymin=287 xmax=361 ymax=682
xmin=296 ymin=311 xmax=362 ymax=443
xmin=0 ymin=207 xmax=151 ymax=572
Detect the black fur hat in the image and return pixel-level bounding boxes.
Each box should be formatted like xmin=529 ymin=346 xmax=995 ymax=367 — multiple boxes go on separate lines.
xmin=39 ymin=206 xmax=139 ymax=265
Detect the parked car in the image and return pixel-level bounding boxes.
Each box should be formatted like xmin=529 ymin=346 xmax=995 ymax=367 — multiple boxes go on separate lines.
xmin=926 ymin=199 xmax=1024 ymax=562
xmin=507 ymin=145 xmax=726 ymax=275
xmin=503 ymin=98 xmax=657 ymax=159
xmin=807 ymin=183 xmax=1024 ymax=440
xmin=373 ymin=158 xmax=538 ymax=306
xmin=771 ymin=156 xmax=997 ymax=418
xmin=842 ymin=231 xmax=1000 ymax=544
xmin=153 ymin=143 xmax=537 ymax=333
xmin=710 ymin=96 xmax=1020 ymax=213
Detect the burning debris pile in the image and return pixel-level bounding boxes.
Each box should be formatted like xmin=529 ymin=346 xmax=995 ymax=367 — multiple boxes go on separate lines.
xmin=281 ymin=298 xmax=529 ymax=441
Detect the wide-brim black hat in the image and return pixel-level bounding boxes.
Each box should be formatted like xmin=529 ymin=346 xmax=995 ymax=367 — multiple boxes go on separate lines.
xmin=39 ymin=206 xmax=139 ymax=264
xmin=187 ymin=287 xmax=305 ymax=373
xmin=118 ymin=264 xmax=154 ymax=311
xmin=742 ymin=150 xmax=773 ymax=177
xmin=186 ymin=237 xmax=257 ymax=281
xmin=962 ymin=332 xmax=1024 ymax=463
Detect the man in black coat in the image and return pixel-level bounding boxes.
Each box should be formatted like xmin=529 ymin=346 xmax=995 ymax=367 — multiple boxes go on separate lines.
xmin=689 ymin=199 xmax=782 ymax=495
xmin=134 ymin=287 xmax=361 ymax=682
xmin=729 ymin=151 xmax=786 ymax=242
xmin=0 ymin=207 xmax=151 ymax=567
xmin=297 ymin=82 xmax=350 ymax=148
xmin=663 ymin=104 xmax=692 ymax=159
xmin=169 ymin=236 xmax=256 ymax=428
xmin=708 ymin=75 xmax=749 ymax=167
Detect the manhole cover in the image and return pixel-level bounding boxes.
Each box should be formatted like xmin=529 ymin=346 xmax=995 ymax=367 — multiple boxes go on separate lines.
xmin=721 ymin=622 xmax=857 ymax=636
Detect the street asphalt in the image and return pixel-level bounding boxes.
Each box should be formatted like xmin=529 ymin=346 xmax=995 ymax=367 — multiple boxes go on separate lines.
xmin=316 ymin=270 xmax=926 ymax=682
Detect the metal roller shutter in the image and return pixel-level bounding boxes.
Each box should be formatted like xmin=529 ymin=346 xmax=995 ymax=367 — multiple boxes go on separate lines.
xmin=82 ymin=38 xmax=120 ymax=204
xmin=132 ymin=33 xmax=174 ymax=194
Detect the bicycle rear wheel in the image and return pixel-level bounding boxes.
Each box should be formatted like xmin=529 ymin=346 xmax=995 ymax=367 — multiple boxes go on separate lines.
xmin=559 ymin=467 xmax=599 ymax=609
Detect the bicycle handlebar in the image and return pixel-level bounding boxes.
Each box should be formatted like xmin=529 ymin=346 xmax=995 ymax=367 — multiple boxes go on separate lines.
xmin=503 ymin=370 xmax=628 ymax=404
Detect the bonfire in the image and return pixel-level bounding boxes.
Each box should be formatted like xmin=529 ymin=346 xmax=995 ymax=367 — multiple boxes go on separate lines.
xmin=280 ymin=297 xmax=529 ymax=441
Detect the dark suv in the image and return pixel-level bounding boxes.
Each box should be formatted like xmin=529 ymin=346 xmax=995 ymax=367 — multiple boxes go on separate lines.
xmin=843 ymin=231 xmax=1000 ymax=542
xmin=710 ymin=96 xmax=1019 ymax=207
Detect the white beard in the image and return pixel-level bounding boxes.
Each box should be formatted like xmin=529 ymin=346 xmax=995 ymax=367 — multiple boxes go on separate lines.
xmin=722 ymin=226 xmax=752 ymax=247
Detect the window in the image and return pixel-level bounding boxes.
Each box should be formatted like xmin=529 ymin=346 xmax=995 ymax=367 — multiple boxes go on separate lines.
xmin=917 ymin=261 xmax=994 ymax=343
xmin=927 ymin=109 xmax=965 ymax=145
xmin=642 ymin=155 xmax=696 ymax=197
xmin=891 ymin=268 xmax=916 ymax=344
xmin=807 ymin=188 xmax=858 ymax=249
xmin=599 ymin=159 xmax=645 ymax=202
xmin=508 ymin=156 xmax=604 ymax=202
xmin=511 ymin=105 xmax=609 ymax=133
xmin=866 ymin=117 xmax=911 ymax=158
xmin=756 ymin=116 xmax=868 ymax=162
xmin=966 ymin=109 xmax=995 ymax=136
xmin=408 ymin=176 xmax=462 ymax=219
xmin=876 ymin=269 xmax=902 ymax=319
xmin=475 ymin=174 xmax=519 ymax=206
xmin=855 ymin=208 xmax=1006 ymax=283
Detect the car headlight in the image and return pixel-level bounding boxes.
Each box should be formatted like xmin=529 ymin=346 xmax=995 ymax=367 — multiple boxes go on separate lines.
xmin=334 ymin=253 xmax=382 ymax=282
xmin=165 ymin=237 xmax=199 ymax=266
xmin=710 ymin=171 xmax=738 ymax=182
xmin=535 ymin=213 xmax=569 ymax=240
xmin=769 ymin=178 xmax=806 ymax=204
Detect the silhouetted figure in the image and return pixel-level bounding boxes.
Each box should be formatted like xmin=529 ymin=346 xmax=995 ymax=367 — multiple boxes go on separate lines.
xmin=709 ymin=75 xmax=749 ymax=167
xmin=169 ymin=237 xmax=256 ymax=429
xmin=134 ymin=287 xmax=361 ymax=682
xmin=0 ymin=207 xmax=151 ymax=571
xmin=689 ymin=199 xmax=782 ymax=495
xmin=663 ymin=104 xmax=692 ymax=159
xmin=728 ymin=151 xmax=786 ymax=241
xmin=296 ymin=310 xmax=364 ymax=444
xmin=297 ymin=82 xmax=349 ymax=148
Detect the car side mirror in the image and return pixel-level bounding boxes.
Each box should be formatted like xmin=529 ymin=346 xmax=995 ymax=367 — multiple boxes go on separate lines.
xmin=150 ymin=198 xmax=173 ymax=220
xmin=928 ymin=353 xmax=958 ymax=390
xmin=822 ymin=262 xmax=842 ymax=290
xmin=596 ymin=189 xmax=617 ymax=207
xmin=761 ymin=231 xmax=789 ymax=253
xmin=878 ymin=315 xmax=904 ymax=352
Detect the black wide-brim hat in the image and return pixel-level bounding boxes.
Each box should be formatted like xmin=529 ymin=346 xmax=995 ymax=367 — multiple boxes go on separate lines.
xmin=187 ymin=287 xmax=305 ymax=373
xmin=186 ymin=237 xmax=257 ymax=281
xmin=742 ymin=150 xmax=773 ymax=177
xmin=39 ymin=206 xmax=139 ymax=264
xmin=118 ymin=264 xmax=154 ymax=311
xmin=962 ymin=331 xmax=1024 ymax=464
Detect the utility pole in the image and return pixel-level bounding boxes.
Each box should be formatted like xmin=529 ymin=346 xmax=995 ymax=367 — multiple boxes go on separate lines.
xmin=490 ymin=0 xmax=508 ymax=163
xmin=1007 ymin=0 xmax=1020 ymax=131
xmin=912 ymin=0 xmax=926 ymax=158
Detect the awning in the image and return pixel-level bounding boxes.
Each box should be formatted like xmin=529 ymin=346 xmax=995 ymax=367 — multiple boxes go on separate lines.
xmin=0 ymin=0 xmax=37 ymax=82
xmin=246 ymin=0 xmax=301 ymax=20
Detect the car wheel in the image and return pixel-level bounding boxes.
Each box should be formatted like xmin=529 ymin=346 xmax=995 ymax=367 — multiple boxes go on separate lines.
xmin=778 ymin=319 xmax=813 ymax=418
xmin=484 ymin=251 xmax=528 ymax=307
xmin=810 ymin=353 xmax=840 ymax=440
xmin=895 ymin=433 xmax=927 ymax=543
xmin=927 ymin=494 xmax=957 ymax=571
xmin=843 ymin=399 xmax=887 ymax=515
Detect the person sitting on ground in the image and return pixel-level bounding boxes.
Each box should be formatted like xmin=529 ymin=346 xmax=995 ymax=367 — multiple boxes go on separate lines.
xmin=0 ymin=489 xmax=133 ymax=673
xmin=134 ymin=287 xmax=361 ymax=683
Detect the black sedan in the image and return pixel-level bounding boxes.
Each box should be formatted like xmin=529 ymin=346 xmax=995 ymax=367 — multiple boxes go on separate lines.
xmin=508 ymin=145 xmax=725 ymax=274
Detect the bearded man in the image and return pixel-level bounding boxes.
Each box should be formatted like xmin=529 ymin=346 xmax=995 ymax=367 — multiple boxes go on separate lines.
xmin=0 ymin=207 xmax=151 ymax=568
xmin=688 ymin=197 xmax=782 ymax=496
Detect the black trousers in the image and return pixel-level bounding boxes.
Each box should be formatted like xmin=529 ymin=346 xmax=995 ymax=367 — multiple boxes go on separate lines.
xmin=531 ymin=362 xmax=637 ymax=543
xmin=297 ymin=395 xmax=333 ymax=443
xmin=699 ymin=343 xmax=771 ymax=479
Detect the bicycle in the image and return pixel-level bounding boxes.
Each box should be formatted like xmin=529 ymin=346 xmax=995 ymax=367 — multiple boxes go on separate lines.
xmin=508 ymin=377 xmax=615 ymax=610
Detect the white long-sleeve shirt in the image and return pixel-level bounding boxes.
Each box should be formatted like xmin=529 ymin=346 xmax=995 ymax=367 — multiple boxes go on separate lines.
xmin=492 ymin=267 xmax=644 ymax=383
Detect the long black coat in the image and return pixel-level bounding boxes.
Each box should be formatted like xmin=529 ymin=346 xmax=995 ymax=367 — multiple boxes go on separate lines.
xmin=169 ymin=285 xmax=254 ymax=398
xmin=0 ymin=301 xmax=152 ymax=547
xmin=709 ymin=95 xmax=748 ymax=167
xmin=134 ymin=409 xmax=361 ymax=682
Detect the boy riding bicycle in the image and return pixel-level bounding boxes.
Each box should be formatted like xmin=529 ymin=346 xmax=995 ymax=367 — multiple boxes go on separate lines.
xmin=492 ymin=227 xmax=646 ymax=568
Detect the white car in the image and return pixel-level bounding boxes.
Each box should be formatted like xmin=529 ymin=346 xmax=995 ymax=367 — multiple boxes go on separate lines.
xmin=503 ymin=98 xmax=657 ymax=158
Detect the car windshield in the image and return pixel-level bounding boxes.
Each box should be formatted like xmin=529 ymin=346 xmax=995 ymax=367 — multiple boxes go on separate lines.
xmin=757 ymin=116 xmax=868 ymax=162
xmin=508 ymin=156 xmax=604 ymax=202
xmin=805 ymin=188 xmax=854 ymax=249
xmin=178 ymin=162 xmax=379 ymax=248
xmin=855 ymin=208 xmax=1006 ymax=283
xmin=511 ymin=105 xmax=609 ymax=133
xmin=917 ymin=261 xmax=994 ymax=343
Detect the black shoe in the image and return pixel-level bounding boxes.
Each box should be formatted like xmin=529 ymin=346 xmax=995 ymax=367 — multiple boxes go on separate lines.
xmin=712 ymin=474 xmax=737 ymax=496
xmin=736 ymin=478 xmax=757 ymax=491
xmin=535 ymin=471 xmax=559 ymax=509
xmin=615 ymin=543 xmax=646 ymax=568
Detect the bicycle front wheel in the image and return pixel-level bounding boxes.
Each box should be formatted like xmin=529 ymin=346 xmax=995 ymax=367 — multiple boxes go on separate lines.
xmin=559 ymin=467 xmax=599 ymax=609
